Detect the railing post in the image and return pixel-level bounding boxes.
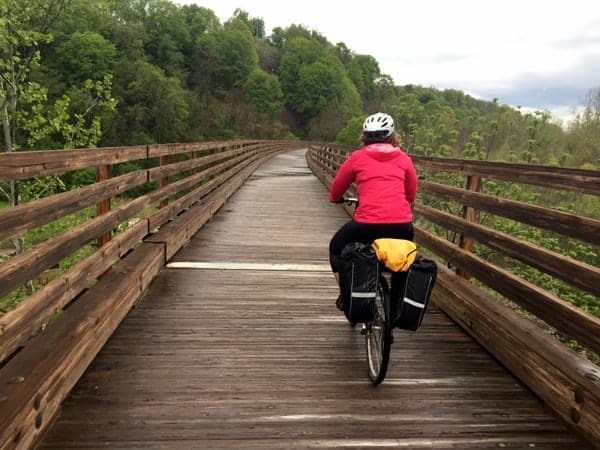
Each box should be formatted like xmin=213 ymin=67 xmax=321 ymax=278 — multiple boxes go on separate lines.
xmin=96 ymin=164 xmax=111 ymax=247
xmin=457 ymin=174 xmax=481 ymax=279
xmin=159 ymin=155 xmax=169 ymax=209
xmin=190 ymin=150 xmax=196 ymax=175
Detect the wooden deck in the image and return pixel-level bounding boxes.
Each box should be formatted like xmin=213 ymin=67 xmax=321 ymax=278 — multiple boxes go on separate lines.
xmin=39 ymin=150 xmax=590 ymax=449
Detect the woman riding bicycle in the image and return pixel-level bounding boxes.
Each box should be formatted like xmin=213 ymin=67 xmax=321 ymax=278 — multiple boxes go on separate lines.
xmin=329 ymin=112 xmax=418 ymax=311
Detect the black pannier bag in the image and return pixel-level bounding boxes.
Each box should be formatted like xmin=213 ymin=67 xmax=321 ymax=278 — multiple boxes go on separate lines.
xmin=394 ymin=255 xmax=437 ymax=331
xmin=339 ymin=242 xmax=379 ymax=323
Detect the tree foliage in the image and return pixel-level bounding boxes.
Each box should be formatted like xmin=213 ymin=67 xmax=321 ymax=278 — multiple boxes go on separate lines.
xmin=243 ymin=69 xmax=283 ymax=119
xmin=0 ymin=0 xmax=597 ymax=161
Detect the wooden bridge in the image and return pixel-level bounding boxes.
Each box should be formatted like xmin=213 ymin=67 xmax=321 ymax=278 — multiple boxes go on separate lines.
xmin=0 ymin=142 xmax=599 ymax=449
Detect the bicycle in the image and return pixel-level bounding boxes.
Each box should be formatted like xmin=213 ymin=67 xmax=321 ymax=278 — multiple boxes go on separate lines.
xmin=339 ymin=197 xmax=393 ymax=385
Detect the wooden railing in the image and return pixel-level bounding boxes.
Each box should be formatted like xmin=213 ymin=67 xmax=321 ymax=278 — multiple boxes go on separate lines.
xmin=1 ymin=141 xmax=599 ymax=449
xmin=0 ymin=140 xmax=305 ymax=449
xmin=307 ymin=144 xmax=600 ymax=448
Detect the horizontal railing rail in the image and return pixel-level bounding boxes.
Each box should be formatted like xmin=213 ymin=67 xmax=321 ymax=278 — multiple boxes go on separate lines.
xmin=306 ymin=143 xmax=600 ymax=448
xmin=0 ymin=140 xmax=306 ymax=449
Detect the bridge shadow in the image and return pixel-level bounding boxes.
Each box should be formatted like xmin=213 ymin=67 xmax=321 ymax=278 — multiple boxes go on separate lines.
xmin=39 ymin=150 xmax=589 ymax=449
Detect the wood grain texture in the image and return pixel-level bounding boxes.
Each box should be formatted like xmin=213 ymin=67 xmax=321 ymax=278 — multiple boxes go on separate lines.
xmin=0 ymin=171 xmax=146 ymax=242
xmin=419 ymin=181 xmax=600 ymax=246
xmin=411 ymin=155 xmax=600 ymax=195
xmin=0 ymin=142 xmax=261 ymax=181
xmin=414 ymin=227 xmax=600 ymax=355
xmin=38 ymin=150 xmax=590 ymax=449
xmin=0 ymin=146 xmax=148 ymax=181
xmin=0 ymin=220 xmax=148 ymax=363
xmin=430 ymin=267 xmax=600 ymax=447
xmin=414 ymin=204 xmax=600 ymax=297
xmin=0 ymin=243 xmax=164 ymax=450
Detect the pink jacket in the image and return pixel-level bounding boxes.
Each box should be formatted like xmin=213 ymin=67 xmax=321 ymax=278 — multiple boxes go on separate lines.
xmin=329 ymin=143 xmax=417 ymax=223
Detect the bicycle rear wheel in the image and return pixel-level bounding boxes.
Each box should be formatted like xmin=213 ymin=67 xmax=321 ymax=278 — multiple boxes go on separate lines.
xmin=365 ymin=275 xmax=391 ymax=384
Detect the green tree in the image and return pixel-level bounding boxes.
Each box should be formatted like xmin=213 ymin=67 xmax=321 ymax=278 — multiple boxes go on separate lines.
xmin=143 ymin=0 xmax=189 ymax=78
xmin=211 ymin=18 xmax=258 ymax=91
xmin=53 ymin=31 xmax=116 ymax=84
xmin=243 ymin=69 xmax=283 ymax=119
xmin=181 ymin=3 xmax=219 ymax=71
xmin=232 ymin=8 xmax=265 ymax=39
xmin=279 ymin=34 xmax=361 ymax=134
xmin=567 ymin=87 xmax=600 ymax=168
xmin=0 ymin=0 xmax=67 ymax=153
xmin=347 ymin=54 xmax=380 ymax=102
xmin=17 ymin=74 xmax=117 ymax=149
xmin=336 ymin=116 xmax=364 ymax=146
xmin=268 ymin=26 xmax=285 ymax=48
xmin=110 ymin=59 xmax=188 ymax=144
xmin=256 ymin=40 xmax=281 ymax=75
xmin=335 ymin=42 xmax=352 ymax=67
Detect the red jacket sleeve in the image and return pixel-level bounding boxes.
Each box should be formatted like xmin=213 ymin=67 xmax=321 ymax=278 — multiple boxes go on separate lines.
xmin=329 ymin=155 xmax=355 ymax=202
xmin=404 ymin=155 xmax=418 ymax=203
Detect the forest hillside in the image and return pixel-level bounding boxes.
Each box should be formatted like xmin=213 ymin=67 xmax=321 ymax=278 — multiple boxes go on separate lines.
xmin=1 ymin=0 xmax=599 ymax=171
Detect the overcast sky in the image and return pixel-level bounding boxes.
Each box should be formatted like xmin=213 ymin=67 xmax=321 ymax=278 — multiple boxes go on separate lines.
xmin=175 ymin=0 xmax=600 ymax=124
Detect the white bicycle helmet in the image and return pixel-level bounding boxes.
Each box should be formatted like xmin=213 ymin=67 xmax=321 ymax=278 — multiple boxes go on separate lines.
xmin=362 ymin=112 xmax=394 ymax=137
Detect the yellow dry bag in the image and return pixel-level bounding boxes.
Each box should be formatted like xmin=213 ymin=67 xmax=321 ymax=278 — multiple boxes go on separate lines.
xmin=372 ymin=238 xmax=417 ymax=272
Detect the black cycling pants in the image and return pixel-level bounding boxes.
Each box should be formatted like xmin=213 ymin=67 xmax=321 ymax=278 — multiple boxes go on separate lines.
xmin=329 ymin=220 xmax=414 ymax=273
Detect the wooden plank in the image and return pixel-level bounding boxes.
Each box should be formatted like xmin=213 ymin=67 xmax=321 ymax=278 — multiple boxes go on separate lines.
xmin=147 ymin=167 xmax=233 ymax=230
xmin=0 ymin=152 xmax=261 ymax=299
xmin=147 ymin=148 xmax=259 ymax=183
xmin=414 ymin=227 xmax=600 ymax=355
xmin=0 ymin=195 xmax=154 ymax=300
xmin=146 ymin=151 xmax=266 ymax=231
xmin=457 ymin=174 xmax=481 ymax=279
xmin=0 ymin=143 xmax=287 ymax=243
xmin=420 ymin=180 xmax=600 ymax=246
xmin=0 ymin=220 xmax=148 ymax=364
xmin=430 ymin=267 xmax=600 ymax=447
xmin=415 ymin=204 xmax=600 ymax=297
xmin=146 ymin=157 xmax=266 ymax=261
xmin=0 ymin=146 xmax=148 ymax=181
xmin=96 ymin=164 xmax=112 ymax=247
xmin=146 ymin=140 xmax=261 ymax=158
xmin=0 ymin=171 xmax=146 ymax=242
xmin=0 ymin=242 xmax=164 ymax=450
xmin=147 ymin=147 xmax=248 ymax=181
xmin=412 ymin=155 xmax=600 ymax=195
xmin=158 ymin=156 xmax=169 ymax=209
xmin=310 ymin=144 xmax=600 ymax=196
xmin=146 ymin=142 xmax=287 ymax=183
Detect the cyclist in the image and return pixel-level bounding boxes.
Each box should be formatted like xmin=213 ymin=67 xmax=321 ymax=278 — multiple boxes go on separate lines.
xmin=328 ymin=112 xmax=418 ymax=310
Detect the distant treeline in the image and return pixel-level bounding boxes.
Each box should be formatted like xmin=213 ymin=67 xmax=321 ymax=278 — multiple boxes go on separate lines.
xmin=1 ymin=0 xmax=599 ymax=169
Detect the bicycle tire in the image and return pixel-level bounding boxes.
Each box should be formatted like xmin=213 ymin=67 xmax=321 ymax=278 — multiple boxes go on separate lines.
xmin=365 ymin=274 xmax=391 ymax=384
